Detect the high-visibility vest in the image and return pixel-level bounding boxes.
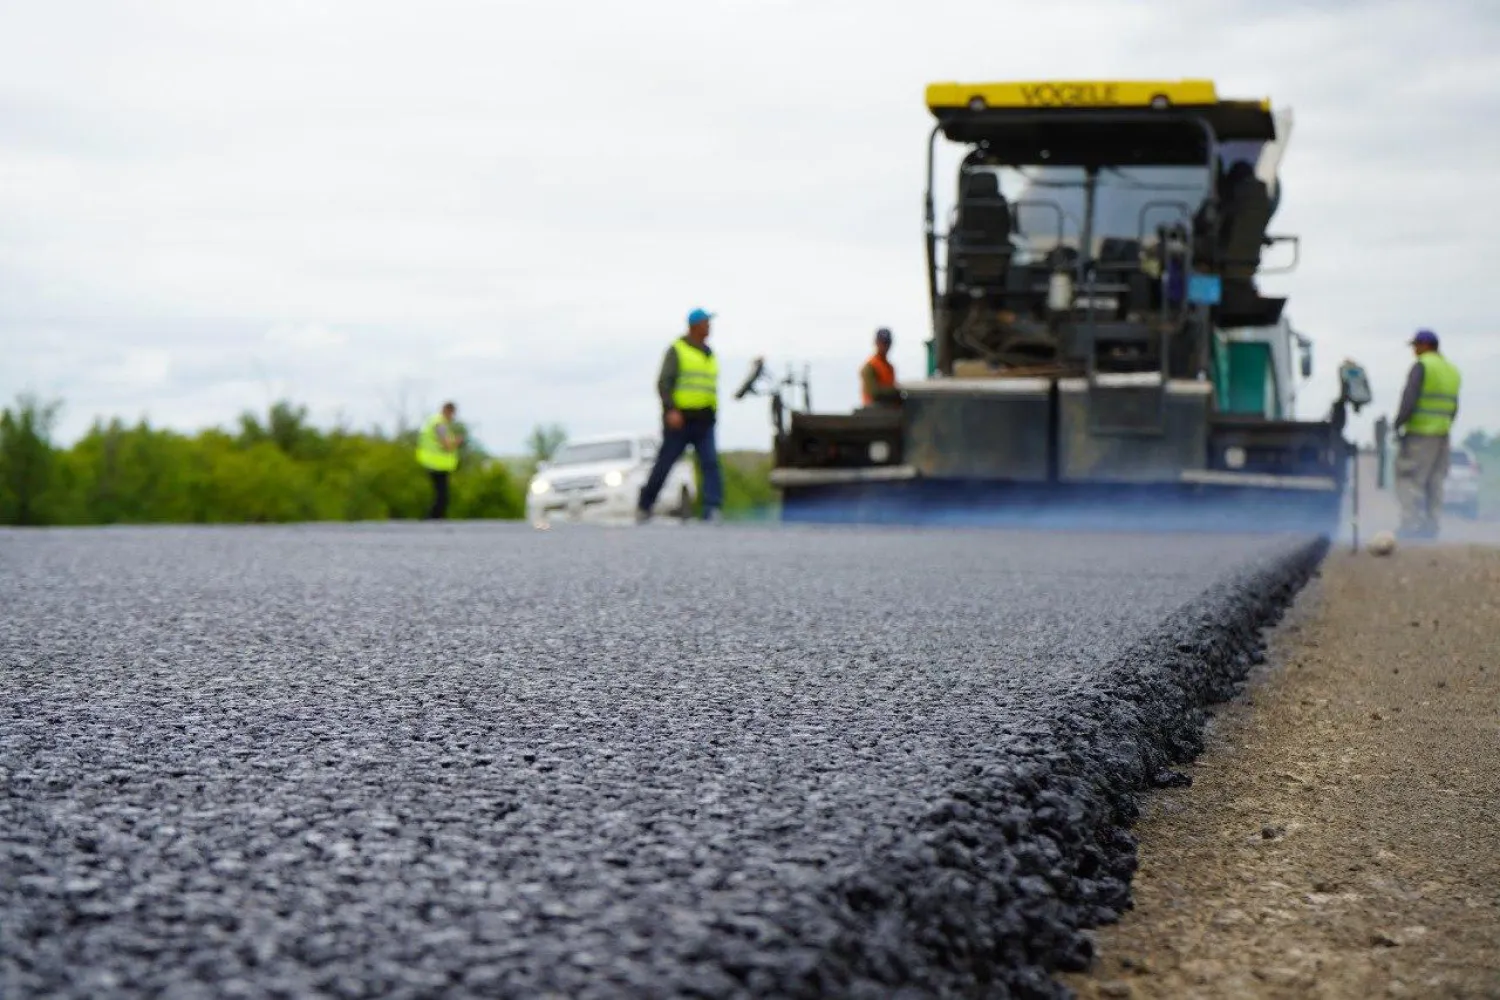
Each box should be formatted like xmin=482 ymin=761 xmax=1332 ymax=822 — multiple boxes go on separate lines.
xmin=415 ymin=414 xmax=459 ymax=471
xmin=671 ymin=338 xmax=718 ymax=411
xmin=1406 ymin=352 xmax=1461 ymax=436
xmin=862 ymin=354 xmax=896 ymax=405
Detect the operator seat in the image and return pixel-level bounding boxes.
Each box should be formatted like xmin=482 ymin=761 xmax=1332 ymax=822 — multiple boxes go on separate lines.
xmin=1097 ymin=237 xmax=1141 ymax=270
xmin=1213 ymin=162 xmax=1274 ymax=279
xmin=951 ymin=170 xmax=1013 ymax=289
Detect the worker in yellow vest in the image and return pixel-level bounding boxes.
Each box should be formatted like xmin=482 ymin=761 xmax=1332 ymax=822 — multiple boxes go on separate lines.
xmin=637 ymin=308 xmax=723 ymax=523
xmin=1393 ymin=329 xmax=1461 ymax=539
xmin=415 ymin=401 xmax=463 ymax=519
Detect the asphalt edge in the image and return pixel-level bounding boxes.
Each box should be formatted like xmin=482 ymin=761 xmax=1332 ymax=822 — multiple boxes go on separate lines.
xmin=775 ymin=535 xmax=1332 ymax=1000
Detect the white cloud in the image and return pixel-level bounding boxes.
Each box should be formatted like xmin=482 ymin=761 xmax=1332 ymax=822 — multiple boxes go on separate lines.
xmin=106 ymin=348 xmax=172 ymax=389
xmin=263 ymin=323 xmax=348 ymax=350
xmin=0 ymin=0 xmax=1497 ymax=456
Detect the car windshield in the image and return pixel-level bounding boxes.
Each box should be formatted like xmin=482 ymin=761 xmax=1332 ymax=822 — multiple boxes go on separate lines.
xmin=550 ymin=440 xmax=633 ymax=465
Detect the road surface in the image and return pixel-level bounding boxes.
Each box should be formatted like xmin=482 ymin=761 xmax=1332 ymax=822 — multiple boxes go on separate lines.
xmin=1 ymin=522 xmax=1323 ymax=999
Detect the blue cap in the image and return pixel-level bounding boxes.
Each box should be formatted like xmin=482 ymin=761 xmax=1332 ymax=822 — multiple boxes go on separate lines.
xmin=1411 ymin=329 xmax=1439 ymax=347
xmin=687 ymin=308 xmax=715 ymax=326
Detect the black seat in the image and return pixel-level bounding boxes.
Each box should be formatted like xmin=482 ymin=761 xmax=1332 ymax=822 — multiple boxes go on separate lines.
xmin=956 ymin=171 xmax=1012 ymax=240
xmin=1198 ymin=162 xmax=1273 ymax=278
xmin=951 ymin=171 xmax=1013 ymax=288
xmin=1097 ymin=237 xmax=1141 ymax=270
xmin=1218 ymin=163 xmax=1273 ymax=277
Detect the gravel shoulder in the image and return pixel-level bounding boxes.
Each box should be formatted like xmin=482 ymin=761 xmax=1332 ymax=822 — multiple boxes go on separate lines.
xmin=1064 ymin=543 xmax=1500 ymax=999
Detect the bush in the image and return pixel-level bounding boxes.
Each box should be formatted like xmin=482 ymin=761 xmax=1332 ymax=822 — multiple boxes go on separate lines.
xmin=0 ymin=396 xmax=535 ymax=527
xmin=0 ymin=394 xmax=60 ymax=525
xmin=679 ymin=449 xmax=779 ymax=520
xmin=451 ymin=460 xmax=526 ymax=519
xmin=721 ymin=451 xmax=779 ymax=518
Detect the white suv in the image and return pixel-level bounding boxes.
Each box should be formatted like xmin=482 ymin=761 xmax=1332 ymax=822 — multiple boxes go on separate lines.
xmin=1443 ymin=447 xmax=1482 ymax=519
xmin=526 ymin=433 xmax=698 ymax=523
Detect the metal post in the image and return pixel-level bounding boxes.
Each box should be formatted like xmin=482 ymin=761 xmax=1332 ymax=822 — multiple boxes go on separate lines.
xmin=1078 ymin=166 xmax=1100 ymax=382
xmin=1374 ymin=415 xmax=1389 ymax=489
xmin=1350 ymin=442 xmax=1360 ymax=553
xmin=924 ymin=125 xmax=941 ymax=316
xmin=1078 ymin=165 xmax=1099 ymax=290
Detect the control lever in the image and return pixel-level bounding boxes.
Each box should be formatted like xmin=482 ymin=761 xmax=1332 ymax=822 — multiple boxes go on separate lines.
xmin=734 ymin=357 xmax=767 ymax=400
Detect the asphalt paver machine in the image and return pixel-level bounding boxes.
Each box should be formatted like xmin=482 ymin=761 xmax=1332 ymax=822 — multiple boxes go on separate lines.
xmin=752 ymin=80 xmax=1370 ymax=530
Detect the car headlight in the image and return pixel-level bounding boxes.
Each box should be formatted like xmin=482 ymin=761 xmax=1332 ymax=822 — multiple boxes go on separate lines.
xmin=604 ymin=469 xmax=625 ymax=488
xmin=530 ymin=479 xmax=551 ymax=496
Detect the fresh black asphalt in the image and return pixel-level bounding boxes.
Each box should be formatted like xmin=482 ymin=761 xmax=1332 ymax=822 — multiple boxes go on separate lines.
xmin=1 ymin=523 xmax=1326 ymax=999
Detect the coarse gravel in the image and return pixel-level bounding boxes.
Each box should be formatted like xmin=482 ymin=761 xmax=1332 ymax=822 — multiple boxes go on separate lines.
xmin=1 ymin=523 xmax=1326 ymax=999
xmin=1065 ymin=543 xmax=1500 ymax=998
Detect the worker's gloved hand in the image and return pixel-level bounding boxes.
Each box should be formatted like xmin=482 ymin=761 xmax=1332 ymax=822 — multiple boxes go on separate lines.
xmin=666 ymin=410 xmax=685 ymax=430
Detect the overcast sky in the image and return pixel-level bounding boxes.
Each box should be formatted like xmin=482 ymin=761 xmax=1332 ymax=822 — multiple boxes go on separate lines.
xmin=2 ymin=0 xmax=1497 ymax=455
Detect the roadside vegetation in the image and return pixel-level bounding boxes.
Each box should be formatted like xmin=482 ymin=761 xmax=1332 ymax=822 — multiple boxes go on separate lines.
xmin=0 ymin=395 xmax=777 ymax=527
xmin=7 ymin=392 xmax=1495 ymax=528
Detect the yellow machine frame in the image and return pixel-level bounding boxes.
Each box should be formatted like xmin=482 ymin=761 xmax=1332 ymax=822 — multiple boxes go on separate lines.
xmin=925 ymin=79 xmax=1270 ymax=112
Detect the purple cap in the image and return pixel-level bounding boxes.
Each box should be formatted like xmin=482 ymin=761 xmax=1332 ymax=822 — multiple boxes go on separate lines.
xmin=1411 ymin=329 xmax=1439 ymax=347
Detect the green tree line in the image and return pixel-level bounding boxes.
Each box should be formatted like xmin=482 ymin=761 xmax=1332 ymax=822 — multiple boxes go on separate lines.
xmin=1462 ymin=430 xmax=1500 ymax=459
xmin=1461 ymin=431 xmax=1500 ymax=511
xmin=0 ymin=395 xmax=777 ymax=527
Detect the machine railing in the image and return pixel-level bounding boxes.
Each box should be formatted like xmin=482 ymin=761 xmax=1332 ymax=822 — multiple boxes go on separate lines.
xmin=1009 ymin=199 xmax=1070 ymax=254
xmin=935 ymin=196 xmax=1069 ymax=296
xmin=924 ymin=108 xmax=1221 ymax=425
xmin=1077 ymin=198 xmax=1202 ymax=437
xmin=1249 ymin=233 xmax=1300 ymax=274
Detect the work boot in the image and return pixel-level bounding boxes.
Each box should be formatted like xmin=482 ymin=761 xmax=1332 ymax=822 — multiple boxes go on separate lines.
xmin=635 ymin=508 xmax=652 ymax=525
xmin=703 ymin=508 xmax=723 ymax=524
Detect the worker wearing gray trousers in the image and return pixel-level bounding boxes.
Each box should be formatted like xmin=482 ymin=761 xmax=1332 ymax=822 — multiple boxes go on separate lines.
xmin=1393 ymin=329 xmax=1462 ymax=539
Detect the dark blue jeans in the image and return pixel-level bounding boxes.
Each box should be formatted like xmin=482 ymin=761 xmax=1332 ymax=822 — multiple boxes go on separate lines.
xmin=426 ymin=471 xmax=450 ymax=519
xmin=638 ymin=417 xmax=722 ymax=515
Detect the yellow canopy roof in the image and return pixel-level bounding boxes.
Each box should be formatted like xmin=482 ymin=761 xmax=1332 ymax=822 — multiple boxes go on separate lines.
xmin=926 ymin=79 xmax=1234 ymax=111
